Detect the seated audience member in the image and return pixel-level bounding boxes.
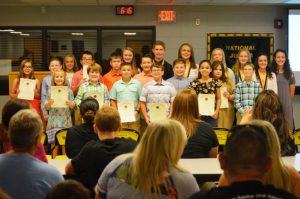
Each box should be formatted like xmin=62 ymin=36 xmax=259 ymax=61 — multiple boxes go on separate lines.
xmin=65 ymin=97 xmax=99 ymax=158
xmin=170 ymin=89 xmax=218 ymax=158
xmin=0 ymin=99 xmax=47 ymax=162
xmin=0 ymin=109 xmax=63 ymax=199
xmin=241 ymin=90 xmax=295 ymax=156
xmin=167 ymin=58 xmax=192 ymax=92
xmin=46 ymin=180 xmax=90 ymax=199
xmin=95 ymin=119 xmax=199 ymax=199
xmin=219 ymin=120 xmax=300 ymax=198
xmin=65 ymin=106 xmax=137 ymax=196
xmin=190 ymin=122 xmax=297 ymax=199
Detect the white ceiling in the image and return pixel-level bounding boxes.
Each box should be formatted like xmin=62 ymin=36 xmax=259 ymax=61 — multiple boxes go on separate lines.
xmin=1 ymin=0 xmax=300 ymax=6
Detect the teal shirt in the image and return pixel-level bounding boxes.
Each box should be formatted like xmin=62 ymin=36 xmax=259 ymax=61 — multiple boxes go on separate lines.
xmin=110 ymin=78 xmax=142 ymax=109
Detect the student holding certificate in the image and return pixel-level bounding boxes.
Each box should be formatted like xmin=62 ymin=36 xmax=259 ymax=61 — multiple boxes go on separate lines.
xmin=41 ymin=57 xmax=63 ymax=121
xmin=212 ymin=61 xmax=235 ymax=129
xmin=110 ymin=62 xmax=142 ymax=133
xmin=140 ymin=64 xmax=177 ymax=125
xmin=74 ymin=63 xmax=109 ymax=108
xmin=10 ymin=59 xmax=43 ymax=118
xmin=188 ymin=60 xmax=221 ymax=127
xmin=44 ymin=69 xmax=75 ymax=156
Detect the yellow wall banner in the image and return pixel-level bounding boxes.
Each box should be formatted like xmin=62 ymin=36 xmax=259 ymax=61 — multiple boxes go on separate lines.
xmin=207 ymin=33 xmax=274 ymax=68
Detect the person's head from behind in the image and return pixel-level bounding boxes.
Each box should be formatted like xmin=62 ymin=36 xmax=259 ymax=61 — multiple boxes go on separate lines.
xmin=109 ymin=54 xmax=122 ymax=71
xmin=253 ymin=90 xmax=290 ymax=148
xmin=171 ymin=89 xmax=199 ymax=138
xmin=172 ymin=58 xmax=186 ymax=78
xmin=219 ymin=124 xmax=271 ymax=182
xmin=87 ymin=63 xmax=102 ymax=84
xmin=80 ymin=51 xmax=94 ymax=66
xmin=8 ymin=109 xmax=42 ymax=153
xmin=79 ymin=97 xmax=99 ymax=123
xmin=94 ymin=106 xmax=121 ymax=138
xmin=46 ymin=180 xmax=90 ymax=199
xmin=131 ymin=119 xmax=187 ymax=196
xmin=253 ymin=90 xmax=284 ymax=123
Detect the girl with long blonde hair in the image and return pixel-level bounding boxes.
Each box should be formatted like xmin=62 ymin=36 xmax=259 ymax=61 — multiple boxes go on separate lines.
xmin=96 ymin=119 xmax=199 ymax=199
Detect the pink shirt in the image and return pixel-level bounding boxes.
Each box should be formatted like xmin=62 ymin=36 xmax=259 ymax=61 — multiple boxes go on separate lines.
xmin=134 ymin=71 xmax=153 ymax=85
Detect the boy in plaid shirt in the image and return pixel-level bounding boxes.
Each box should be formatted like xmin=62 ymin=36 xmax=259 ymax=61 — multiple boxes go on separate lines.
xmin=234 ymin=62 xmax=261 ymax=124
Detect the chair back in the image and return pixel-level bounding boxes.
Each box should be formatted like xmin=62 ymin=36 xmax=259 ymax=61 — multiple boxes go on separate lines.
xmin=55 ymin=128 xmax=68 ymax=146
xmin=117 ymin=128 xmax=140 ymax=142
xmin=213 ymin=127 xmax=230 ymax=145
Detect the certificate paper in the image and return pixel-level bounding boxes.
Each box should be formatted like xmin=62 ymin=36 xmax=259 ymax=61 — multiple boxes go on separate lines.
xmin=198 ymin=94 xmax=215 ymax=116
xmin=148 ymin=103 xmax=167 ymax=122
xmin=18 ymin=78 xmax=36 ymax=100
xmin=83 ymin=65 xmax=89 ymax=80
xmin=85 ymin=91 xmax=104 ymax=107
xmin=51 ymin=86 xmax=68 ymax=108
xmin=220 ymin=87 xmax=229 ymax=109
xmin=118 ymin=102 xmax=136 ymax=123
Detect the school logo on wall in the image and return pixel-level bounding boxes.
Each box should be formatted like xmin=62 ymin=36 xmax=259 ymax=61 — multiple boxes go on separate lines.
xmin=207 ymin=33 xmax=274 ymax=68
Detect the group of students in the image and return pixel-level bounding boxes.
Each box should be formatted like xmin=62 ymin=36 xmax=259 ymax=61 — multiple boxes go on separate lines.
xmin=10 ymin=41 xmax=296 ymax=142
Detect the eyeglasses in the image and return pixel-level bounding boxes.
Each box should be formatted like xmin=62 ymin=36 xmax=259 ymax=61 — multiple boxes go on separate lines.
xmin=151 ymin=69 xmax=162 ymax=72
xmin=82 ymin=58 xmax=93 ymax=61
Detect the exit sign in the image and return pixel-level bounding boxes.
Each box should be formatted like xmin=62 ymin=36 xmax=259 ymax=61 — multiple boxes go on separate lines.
xmin=158 ymin=10 xmax=176 ymax=23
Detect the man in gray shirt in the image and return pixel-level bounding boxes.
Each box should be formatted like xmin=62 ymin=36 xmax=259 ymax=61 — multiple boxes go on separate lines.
xmin=0 ymin=109 xmax=63 ymax=199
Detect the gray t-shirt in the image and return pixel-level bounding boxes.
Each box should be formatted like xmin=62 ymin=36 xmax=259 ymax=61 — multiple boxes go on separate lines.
xmin=97 ymin=155 xmax=199 ymax=199
xmin=0 ymin=153 xmax=63 ymax=199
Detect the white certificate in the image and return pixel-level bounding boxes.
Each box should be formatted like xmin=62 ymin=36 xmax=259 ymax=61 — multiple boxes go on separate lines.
xmin=51 ymin=86 xmax=68 ymax=108
xmin=18 ymin=78 xmax=36 ymax=100
xmin=148 ymin=103 xmax=167 ymax=122
xmin=220 ymin=86 xmax=229 ymax=109
xmin=118 ymin=102 xmax=136 ymax=123
xmin=83 ymin=65 xmax=89 ymax=80
xmin=198 ymin=94 xmax=215 ymax=116
xmin=85 ymin=91 xmax=104 ymax=108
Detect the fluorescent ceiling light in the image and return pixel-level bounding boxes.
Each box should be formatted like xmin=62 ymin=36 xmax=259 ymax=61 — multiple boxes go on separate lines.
xmin=124 ymin=32 xmax=136 ymax=36
xmin=20 ymin=33 xmax=30 ymax=36
xmin=10 ymin=31 xmax=22 ymax=34
xmin=71 ymin=33 xmax=84 ymax=36
xmin=0 ymin=29 xmax=14 ymax=32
